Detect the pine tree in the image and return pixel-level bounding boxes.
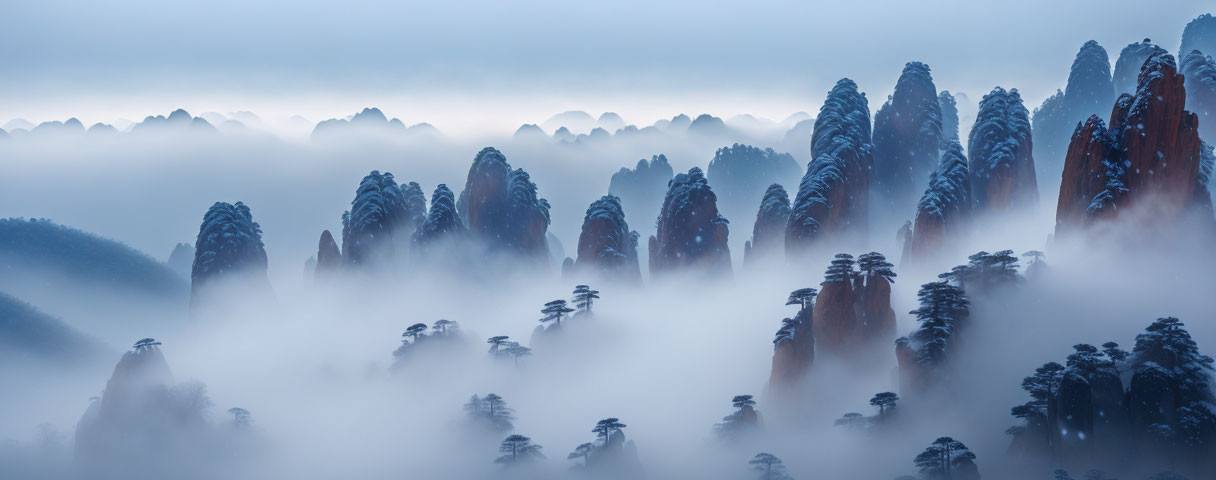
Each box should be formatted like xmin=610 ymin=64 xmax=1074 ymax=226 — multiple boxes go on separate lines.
xmin=857 ymin=252 xmax=896 ymax=283
xmin=227 ymin=407 xmax=252 ymax=428
xmin=913 ymin=437 xmax=978 ymax=480
xmin=495 ymin=434 xmax=543 ymax=465
xmin=870 ymin=392 xmax=899 ymax=417
xmin=572 ymin=285 xmax=600 ymax=312
xmin=593 ymin=418 xmax=626 ymax=446
xmin=500 ymin=342 xmax=532 ymax=366
xmin=487 ymin=336 xmax=510 ymax=355
xmin=749 ymin=452 xmax=791 ymax=480
xmin=403 ymin=323 xmax=428 ymax=342
xmin=433 ymin=319 xmax=458 ymax=335
xmin=785 ymin=288 xmax=818 ymax=311
xmin=567 ymin=442 xmax=594 ymax=468
xmin=540 ymin=300 xmax=575 ymax=327
xmin=823 ymin=253 xmax=856 ymax=283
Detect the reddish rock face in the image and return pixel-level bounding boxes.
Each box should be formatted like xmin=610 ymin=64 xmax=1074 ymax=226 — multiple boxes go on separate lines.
xmin=906 ymin=143 xmax=969 ymax=263
xmin=1055 ymin=53 xmax=1215 ymax=236
xmin=769 ymin=307 xmax=814 ymax=389
xmin=812 ymin=279 xmax=860 ymax=357
xmin=315 ymin=230 xmax=342 ymax=274
xmin=1055 ymin=115 xmax=1114 ymax=233
xmin=858 ymin=276 xmax=896 ymax=343
xmin=573 ymin=195 xmax=641 ymax=283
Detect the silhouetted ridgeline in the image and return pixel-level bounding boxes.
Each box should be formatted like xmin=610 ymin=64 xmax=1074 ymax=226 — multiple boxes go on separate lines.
xmin=744 ymin=183 xmax=792 ymax=265
xmin=0 ymin=290 xmax=110 ymax=367
xmin=0 ymin=218 xmax=187 ymax=300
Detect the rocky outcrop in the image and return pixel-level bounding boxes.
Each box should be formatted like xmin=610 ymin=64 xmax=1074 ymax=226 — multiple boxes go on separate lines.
xmin=649 ymin=168 xmax=731 ymax=276
xmin=1112 ymin=39 xmax=1166 ymax=95
xmin=1181 ymin=50 xmax=1216 ymax=142
xmin=939 ymin=91 xmax=960 ymax=147
xmin=1056 ymin=372 xmax=1094 ymax=453
xmin=1054 ymin=115 xmax=1116 ymax=231
xmin=456 ymin=147 xmax=551 ymax=262
xmin=968 ymin=87 xmax=1037 ymax=213
xmin=572 ymin=195 xmax=641 ymax=283
xmin=706 ymin=144 xmax=801 ymax=225
xmin=1055 ymin=53 xmax=1215 ymax=236
xmin=907 ymin=143 xmax=970 ymax=262
xmin=786 ymin=79 xmax=873 ymax=257
xmin=341 ymin=171 xmax=414 ymax=267
xmin=190 ymin=202 xmax=269 ymax=311
xmin=167 ymin=242 xmax=194 ymax=278
xmin=811 ymin=253 xmax=896 ymax=359
xmin=608 ymin=154 xmax=674 ymax=238
xmin=1180 ymin=14 xmax=1216 ymax=58
xmin=1032 ymin=41 xmax=1115 ymax=180
xmin=412 ymin=184 xmax=465 ymax=247
xmin=770 ymin=304 xmax=815 ymax=390
xmin=75 ymin=343 xmax=214 ymax=477
xmin=315 ymin=230 xmax=342 ymax=274
xmin=744 ymin=184 xmax=791 ymax=264
xmin=872 ymin=62 xmax=943 ymax=214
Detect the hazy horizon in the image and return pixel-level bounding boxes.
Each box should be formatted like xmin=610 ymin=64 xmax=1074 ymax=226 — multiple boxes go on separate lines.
xmin=3 ymin=0 xmax=1212 ymax=135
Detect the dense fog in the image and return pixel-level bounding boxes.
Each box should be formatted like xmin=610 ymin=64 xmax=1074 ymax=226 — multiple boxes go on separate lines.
xmin=5 ymin=5 xmax=1216 ymax=480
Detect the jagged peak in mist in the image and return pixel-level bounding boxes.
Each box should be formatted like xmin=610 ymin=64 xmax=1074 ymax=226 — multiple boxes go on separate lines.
xmin=1113 ymin=38 xmax=1167 ymax=95
xmin=967 ymin=86 xmax=1036 ymax=213
xmin=1056 ymin=52 xmax=1214 ymax=237
xmin=707 ymin=143 xmax=801 ymax=229
xmin=1181 ymin=50 xmax=1216 ymax=142
xmin=939 ymin=91 xmax=960 ymax=146
xmin=787 ymin=78 xmax=873 ymax=255
xmin=190 ymin=201 xmax=269 ymax=309
xmin=1180 ymin=13 xmax=1216 ymax=57
xmin=455 ymin=147 xmax=551 ymax=261
xmin=872 ymin=61 xmax=943 ymax=213
xmin=513 ymin=123 xmax=547 ymax=140
xmin=572 ymin=194 xmax=641 ymax=283
xmin=649 ymin=167 xmax=731 ymax=276
xmin=906 ymin=142 xmax=971 ymax=263
xmin=1032 ymin=40 xmax=1115 ymax=180
xmin=744 ymin=183 xmax=791 ymax=264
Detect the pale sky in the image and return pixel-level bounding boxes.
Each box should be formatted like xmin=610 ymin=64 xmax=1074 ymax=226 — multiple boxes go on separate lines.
xmin=2 ymin=0 xmax=1211 ymax=134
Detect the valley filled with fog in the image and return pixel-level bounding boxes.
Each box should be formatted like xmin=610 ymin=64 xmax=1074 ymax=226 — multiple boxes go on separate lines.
xmin=5 ymin=7 xmax=1216 ymax=480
